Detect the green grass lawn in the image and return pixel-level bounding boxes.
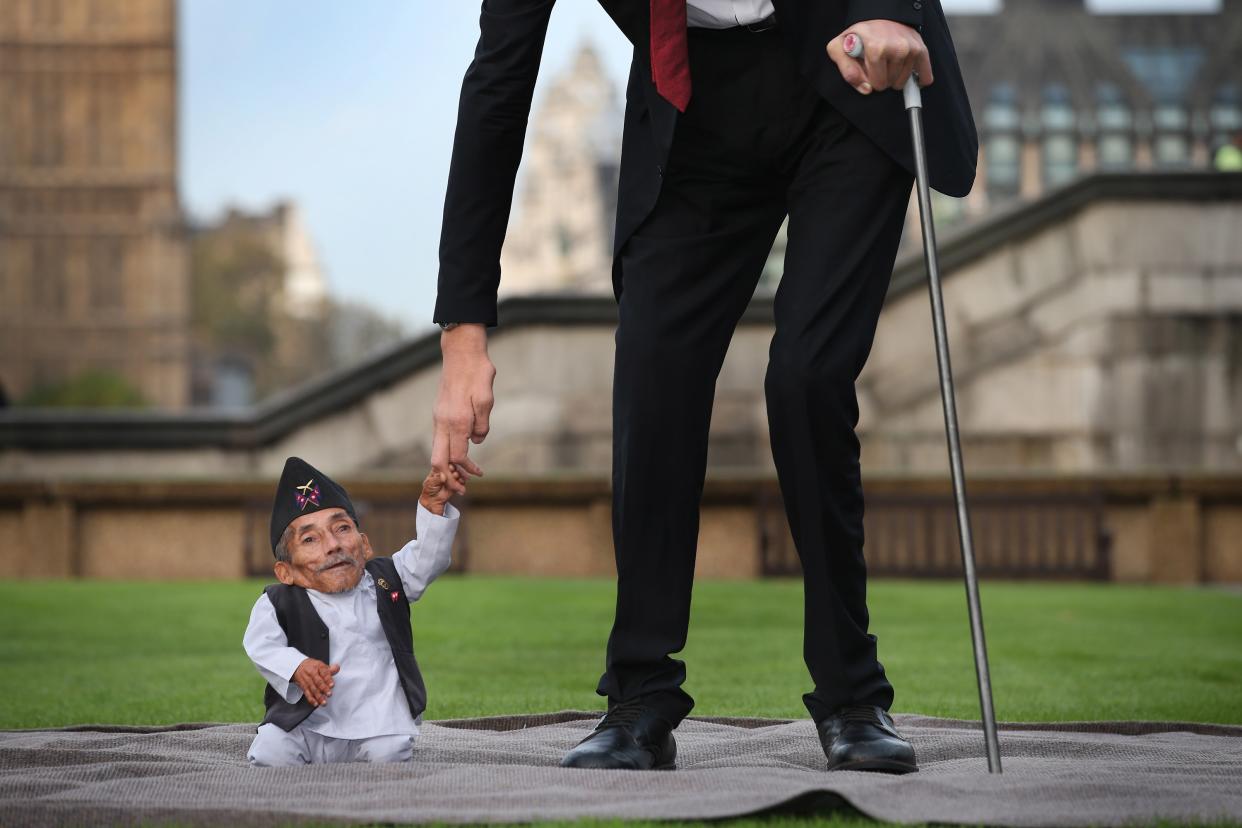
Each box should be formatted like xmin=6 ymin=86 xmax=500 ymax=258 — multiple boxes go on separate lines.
xmin=0 ymin=577 xmax=1239 ymax=729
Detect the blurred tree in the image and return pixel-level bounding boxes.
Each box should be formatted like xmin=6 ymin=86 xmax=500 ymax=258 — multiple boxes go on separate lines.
xmin=189 ymin=208 xmax=406 ymax=406
xmin=324 ymin=298 xmax=407 ymax=369
xmin=20 ymin=372 xmax=147 ymax=408
xmin=1216 ymin=137 xmax=1242 ymax=171
xmin=189 ymin=231 xmax=324 ymax=402
xmin=190 ymin=234 xmax=283 ymax=365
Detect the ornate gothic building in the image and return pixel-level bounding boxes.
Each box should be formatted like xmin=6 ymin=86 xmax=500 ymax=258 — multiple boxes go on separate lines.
xmin=499 ymin=43 xmax=622 ymax=297
xmin=0 ymin=0 xmax=188 ymax=407
xmin=503 ymin=2 xmax=1242 ymax=292
xmin=952 ymin=0 xmax=1241 ymax=210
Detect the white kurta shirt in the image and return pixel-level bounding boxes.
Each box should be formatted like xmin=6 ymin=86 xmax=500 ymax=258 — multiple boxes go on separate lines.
xmin=687 ymin=0 xmax=775 ymax=28
xmin=243 ymin=502 xmax=459 ymax=740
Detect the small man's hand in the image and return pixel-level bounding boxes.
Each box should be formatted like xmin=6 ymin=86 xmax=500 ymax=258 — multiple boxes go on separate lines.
xmin=419 ymin=467 xmax=462 ymax=516
xmin=291 ymin=658 xmax=340 ymax=707
xmin=826 ymin=19 xmax=933 ymax=96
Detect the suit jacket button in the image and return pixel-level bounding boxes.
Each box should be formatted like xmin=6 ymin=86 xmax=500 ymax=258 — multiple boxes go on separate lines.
xmin=913 ymin=1 xmax=921 ymax=7
xmin=320 ymin=632 xmax=327 ymax=639
xmin=656 ymin=164 xmax=664 ymax=176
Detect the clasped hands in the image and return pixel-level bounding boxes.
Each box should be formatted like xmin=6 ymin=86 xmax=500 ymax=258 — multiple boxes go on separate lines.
xmin=292 ymin=658 xmax=339 ymax=707
xmin=826 ymin=19 xmax=934 ymax=95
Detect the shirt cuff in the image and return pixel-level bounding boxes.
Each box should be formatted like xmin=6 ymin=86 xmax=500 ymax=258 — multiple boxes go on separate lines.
xmin=280 ymin=681 xmax=304 ymax=705
xmin=416 ymin=500 xmax=460 ymax=547
xmin=269 ymin=648 xmax=310 ymax=703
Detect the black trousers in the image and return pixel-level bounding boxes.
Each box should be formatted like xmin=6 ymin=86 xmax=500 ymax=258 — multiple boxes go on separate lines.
xmin=597 ymin=22 xmax=914 ymax=725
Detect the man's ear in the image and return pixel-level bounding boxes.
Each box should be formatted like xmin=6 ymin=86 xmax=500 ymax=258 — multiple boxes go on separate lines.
xmin=274 ymin=561 xmax=296 ymax=585
xmin=359 ymin=532 xmax=374 ymax=561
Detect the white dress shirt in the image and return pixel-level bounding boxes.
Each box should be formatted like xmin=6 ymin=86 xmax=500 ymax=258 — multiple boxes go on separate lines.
xmin=243 ymin=502 xmax=459 ymax=740
xmin=687 ymin=0 xmax=775 ymax=28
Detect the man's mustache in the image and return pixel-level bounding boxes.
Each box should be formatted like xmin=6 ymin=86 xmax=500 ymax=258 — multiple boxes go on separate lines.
xmin=316 ymin=552 xmax=360 ymax=573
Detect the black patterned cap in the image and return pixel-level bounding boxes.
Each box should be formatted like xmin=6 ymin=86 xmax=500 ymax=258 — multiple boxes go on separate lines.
xmin=269 ymin=457 xmax=357 ymax=554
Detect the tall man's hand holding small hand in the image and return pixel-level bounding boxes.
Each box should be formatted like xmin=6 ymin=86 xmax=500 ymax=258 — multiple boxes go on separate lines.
xmin=419 ymin=466 xmax=463 ymax=516
xmin=432 ymin=323 xmax=495 ymax=496
xmin=826 ymin=19 xmax=934 ymax=96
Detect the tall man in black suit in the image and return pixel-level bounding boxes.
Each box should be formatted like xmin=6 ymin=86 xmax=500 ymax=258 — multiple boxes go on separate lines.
xmin=431 ymin=0 xmax=977 ymax=772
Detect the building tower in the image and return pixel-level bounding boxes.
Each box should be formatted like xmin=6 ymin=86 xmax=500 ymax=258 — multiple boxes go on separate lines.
xmin=500 ymin=42 xmax=622 ymax=296
xmin=0 ymin=0 xmax=189 ymax=408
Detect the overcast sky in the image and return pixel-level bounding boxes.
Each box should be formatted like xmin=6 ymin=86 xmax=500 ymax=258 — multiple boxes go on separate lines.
xmin=180 ymin=0 xmax=1222 ymax=330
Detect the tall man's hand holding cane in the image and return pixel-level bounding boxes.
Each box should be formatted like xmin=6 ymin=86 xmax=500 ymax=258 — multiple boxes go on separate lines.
xmin=827 ymin=20 xmax=934 ymax=95
xmin=829 ymin=25 xmax=1004 ymax=775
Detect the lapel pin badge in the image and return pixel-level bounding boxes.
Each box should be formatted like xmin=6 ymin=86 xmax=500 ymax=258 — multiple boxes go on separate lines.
xmin=294 ymin=479 xmax=321 ymax=511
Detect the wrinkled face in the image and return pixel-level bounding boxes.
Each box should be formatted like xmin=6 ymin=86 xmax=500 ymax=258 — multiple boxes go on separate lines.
xmin=274 ymin=509 xmax=372 ymax=594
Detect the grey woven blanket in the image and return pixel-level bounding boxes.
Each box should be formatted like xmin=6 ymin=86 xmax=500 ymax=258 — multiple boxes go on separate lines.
xmin=2 ymin=712 xmax=1239 ymax=826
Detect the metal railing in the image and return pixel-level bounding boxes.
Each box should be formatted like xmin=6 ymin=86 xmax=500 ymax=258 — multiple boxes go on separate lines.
xmin=759 ymin=489 xmax=1111 ymax=579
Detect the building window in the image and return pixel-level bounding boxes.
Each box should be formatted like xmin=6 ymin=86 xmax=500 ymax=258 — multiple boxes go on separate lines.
xmin=88 ymin=76 xmax=125 ymax=168
xmin=1210 ymin=84 xmax=1241 ymax=137
xmin=983 ymin=103 xmax=1020 ymax=132
xmin=1094 ymin=82 xmax=1133 ymax=172
xmin=89 ymin=1 xmax=123 ymax=27
xmin=988 ymin=81 xmax=1018 ymax=137
xmin=1096 ymin=83 xmax=1133 ymax=132
xmin=986 ymin=135 xmax=1021 ymax=199
xmin=1043 ymin=135 xmax=1078 ymax=188
xmin=556 ymin=224 xmax=572 ymax=257
xmin=1097 ymin=103 xmax=1131 ymax=131
xmin=1098 ymin=134 xmax=1132 ymax=169
xmin=1153 ymin=105 xmax=1187 ymax=131
xmin=1210 ymin=103 xmax=1241 ymax=132
xmin=1040 ymin=83 xmax=1076 ymax=132
xmin=31 ymin=74 xmax=65 ymax=167
xmin=32 ymin=0 xmax=63 ymax=28
xmin=1039 ymin=84 xmax=1078 ymax=188
xmin=88 ymin=238 xmax=125 ymax=310
xmin=1120 ymin=47 xmax=1206 ymax=104
xmin=1154 ymin=134 xmax=1189 ymax=166
xmin=985 ymin=82 xmax=1021 ymax=201
xmin=1151 ymin=102 xmax=1190 ymax=168
xmin=984 ymin=82 xmax=1020 ymax=131
xmin=30 ymin=238 xmax=66 ymax=312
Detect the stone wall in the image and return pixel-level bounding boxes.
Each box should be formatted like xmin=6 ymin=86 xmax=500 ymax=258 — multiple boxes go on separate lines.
xmin=860 ymin=199 xmax=1242 ymax=473
xmin=2 ymin=476 xmax=1238 ymax=584
xmin=4 ymin=191 xmax=1238 ymax=481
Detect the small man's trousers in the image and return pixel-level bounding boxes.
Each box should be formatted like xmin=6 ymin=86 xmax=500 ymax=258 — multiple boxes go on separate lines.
xmin=247 ymin=723 xmax=416 ymax=767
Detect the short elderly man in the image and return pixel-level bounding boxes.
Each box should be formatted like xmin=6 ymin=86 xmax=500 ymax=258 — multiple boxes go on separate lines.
xmin=244 ymin=457 xmax=460 ymax=766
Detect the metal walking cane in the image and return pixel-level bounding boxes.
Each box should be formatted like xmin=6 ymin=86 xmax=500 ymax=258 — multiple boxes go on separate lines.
xmin=844 ymin=33 xmax=1002 ymax=773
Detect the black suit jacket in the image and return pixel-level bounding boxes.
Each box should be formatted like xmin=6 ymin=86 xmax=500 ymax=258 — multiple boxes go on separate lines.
xmin=435 ymin=0 xmax=977 ymax=326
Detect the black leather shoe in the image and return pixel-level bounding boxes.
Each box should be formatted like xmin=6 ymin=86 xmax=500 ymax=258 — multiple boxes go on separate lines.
xmin=816 ymin=705 xmax=918 ymax=774
xmin=560 ymin=701 xmax=677 ymax=770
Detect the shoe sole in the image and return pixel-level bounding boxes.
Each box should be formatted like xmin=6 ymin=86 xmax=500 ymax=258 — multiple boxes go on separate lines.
xmin=828 ymin=758 xmax=919 ymax=774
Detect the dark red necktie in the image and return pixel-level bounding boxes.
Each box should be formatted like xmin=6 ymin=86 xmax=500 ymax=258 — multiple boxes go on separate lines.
xmin=650 ymin=0 xmax=691 ymax=112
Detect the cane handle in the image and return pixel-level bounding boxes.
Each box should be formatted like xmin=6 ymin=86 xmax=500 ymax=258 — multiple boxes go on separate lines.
xmin=904 ymin=73 xmax=922 ymax=110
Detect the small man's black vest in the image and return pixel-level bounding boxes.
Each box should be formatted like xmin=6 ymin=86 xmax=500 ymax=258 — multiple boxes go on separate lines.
xmin=260 ymin=556 xmax=427 ymax=732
